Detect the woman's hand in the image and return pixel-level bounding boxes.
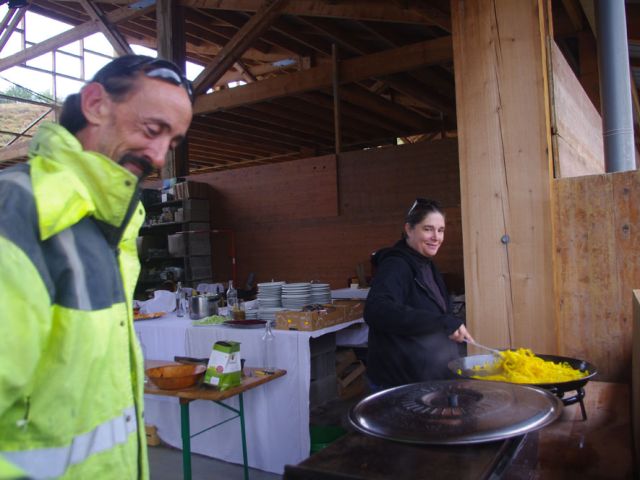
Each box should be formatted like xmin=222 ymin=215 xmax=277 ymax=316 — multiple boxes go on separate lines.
xmin=449 ymin=324 xmax=474 ymax=343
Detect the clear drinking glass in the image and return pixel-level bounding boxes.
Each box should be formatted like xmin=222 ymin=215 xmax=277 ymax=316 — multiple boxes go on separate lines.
xmin=233 ymin=299 xmax=246 ymax=321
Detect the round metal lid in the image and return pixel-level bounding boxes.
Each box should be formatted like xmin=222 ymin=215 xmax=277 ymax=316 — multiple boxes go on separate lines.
xmin=349 ymin=380 xmax=563 ymax=445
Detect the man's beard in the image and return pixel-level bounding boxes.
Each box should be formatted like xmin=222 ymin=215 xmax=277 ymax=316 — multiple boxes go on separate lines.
xmin=118 ymin=153 xmax=154 ymax=180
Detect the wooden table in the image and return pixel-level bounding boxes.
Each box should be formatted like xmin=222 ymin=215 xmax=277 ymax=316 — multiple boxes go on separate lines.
xmin=284 ymin=381 xmax=634 ymax=479
xmin=144 ymin=361 xmax=286 ymax=480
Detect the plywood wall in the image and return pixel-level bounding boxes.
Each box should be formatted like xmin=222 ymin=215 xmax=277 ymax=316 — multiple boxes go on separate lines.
xmin=452 ymin=0 xmax=556 ymax=354
xmin=554 ymin=171 xmax=640 ymax=382
xmin=188 ymin=139 xmax=463 ymax=291
xmin=550 ymin=41 xmax=604 ymax=177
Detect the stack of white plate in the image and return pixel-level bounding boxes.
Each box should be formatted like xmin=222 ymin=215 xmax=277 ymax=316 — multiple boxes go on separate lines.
xmin=310 ymin=283 xmax=331 ymax=304
xmin=245 ymin=308 xmax=259 ymax=320
xmin=282 ymin=282 xmax=312 ymax=309
xmin=257 ymin=307 xmax=285 ymax=324
xmin=257 ymin=281 xmax=285 ymax=308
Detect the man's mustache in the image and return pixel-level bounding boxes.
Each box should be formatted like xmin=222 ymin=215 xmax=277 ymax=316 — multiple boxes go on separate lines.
xmin=118 ymin=153 xmax=154 ymax=179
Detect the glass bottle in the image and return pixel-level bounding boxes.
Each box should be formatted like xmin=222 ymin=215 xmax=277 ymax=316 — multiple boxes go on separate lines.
xmin=261 ymin=321 xmax=275 ymax=374
xmin=226 ymin=280 xmax=238 ymax=319
xmin=176 ymin=282 xmax=185 ymax=317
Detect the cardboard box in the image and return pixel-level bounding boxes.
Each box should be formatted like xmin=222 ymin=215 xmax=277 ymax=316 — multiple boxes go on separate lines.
xmin=275 ymin=305 xmax=348 ymax=331
xmin=204 ymin=341 xmax=241 ymax=390
xmin=145 ymin=424 xmax=160 ymax=446
xmin=174 ymin=181 xmax=211 ymax=200
xmin=331 ymin=299 xmax=365 ymax=321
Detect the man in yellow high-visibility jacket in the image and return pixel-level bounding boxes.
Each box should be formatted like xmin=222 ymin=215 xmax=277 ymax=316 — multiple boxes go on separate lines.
xmin=0 ymin=55 xmax=193 ymax=479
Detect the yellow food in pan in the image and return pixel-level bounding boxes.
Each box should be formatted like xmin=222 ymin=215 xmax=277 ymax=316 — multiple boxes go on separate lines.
xmin=466 ymin=348 xmax=588 ymax=384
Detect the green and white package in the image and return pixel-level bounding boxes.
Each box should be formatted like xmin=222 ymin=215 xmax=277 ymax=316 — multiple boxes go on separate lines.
xmin=204 ymin=341 xmax=241 ymax=390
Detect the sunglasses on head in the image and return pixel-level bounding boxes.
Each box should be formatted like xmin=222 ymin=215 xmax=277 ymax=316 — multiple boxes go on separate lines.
xmin=93 ymin=55 xmax=193 ymax=101
xmin=140 ymin=59 xmax=193 ymax=100
xmin=407 ymin=197 xmax=432 ymax=217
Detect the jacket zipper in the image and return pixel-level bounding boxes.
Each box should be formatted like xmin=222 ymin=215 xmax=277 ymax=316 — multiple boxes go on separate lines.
xmin=414 ymin=277 xmax=447 ymax=313
xmin=16 ymin=396 xmax=30 ymax=429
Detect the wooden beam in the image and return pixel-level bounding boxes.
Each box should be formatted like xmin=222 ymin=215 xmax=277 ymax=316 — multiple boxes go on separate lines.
xmin=180 ymin=0 xmax=431 ymax=24
xmin=234 ymin=60 xmax=257 ymax=82
xmin=579 ymin=0 xmax=596 ymax=36
xmin=193 ymin=0 xmax=289 ymax=95
xmin=157 ymin=0 xmax=188 ymax=179
xmin=127 ymin=33 xmax=288 ymax=63
xmin=78 ymin=0 xmax=133 ymax=56
xmin=332 ymin=43 xmax=341 ymax=154
xmin=194 ymin=36 xmax=453 ymax=114
xmin=0 ymin=3 xmax=155 ymax=72
xmin=382 ymin=73 xmax=456 ymax=118
xmin=560 ymin=0 xmax=584 ymax=32
xmin=295 ymin=91 xmax=413 ymax=135
xmin=391 ymin=0 xmax=451 ymax=33
xmin=339 ymin=84 xmax=437 ymax=131
xmin=269 ymin=95 xmax=381 ymax=137
xmin=0 ymin=7 xmax=26 ymax=52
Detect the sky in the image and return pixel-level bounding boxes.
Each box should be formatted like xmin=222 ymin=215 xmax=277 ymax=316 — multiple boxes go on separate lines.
xmin=0 ymin=6 xmax=205 ymax=102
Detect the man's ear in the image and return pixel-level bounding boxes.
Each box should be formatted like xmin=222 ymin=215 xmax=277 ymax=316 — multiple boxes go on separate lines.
xmin=80 ymin=82 xmax=111 ymax=125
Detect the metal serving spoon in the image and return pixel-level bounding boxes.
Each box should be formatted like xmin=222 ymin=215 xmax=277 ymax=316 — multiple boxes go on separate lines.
xmin=465 ymin=339 xmax=502 ymax=356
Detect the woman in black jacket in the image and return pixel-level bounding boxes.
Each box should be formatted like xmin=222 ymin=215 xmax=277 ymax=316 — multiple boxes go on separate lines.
xmin=364 ymin=198 xmax=474 ymax=389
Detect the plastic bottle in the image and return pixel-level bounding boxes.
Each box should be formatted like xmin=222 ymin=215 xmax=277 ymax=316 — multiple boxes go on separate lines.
xmin=226 ymin=280 xmax=238 ymax=319
xmin=176 ymin=282 xmax=185 ymax=317
xmin=261 ymin=321 xmax=275 ymax=374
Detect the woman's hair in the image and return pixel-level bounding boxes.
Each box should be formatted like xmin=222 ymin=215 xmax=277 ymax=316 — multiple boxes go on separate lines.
xmin=405 ymin=198 xmax=445 ymax=228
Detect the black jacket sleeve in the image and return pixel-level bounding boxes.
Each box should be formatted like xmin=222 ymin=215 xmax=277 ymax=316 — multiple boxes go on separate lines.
xmin=364 ymin=256 xmax=462 ymax=336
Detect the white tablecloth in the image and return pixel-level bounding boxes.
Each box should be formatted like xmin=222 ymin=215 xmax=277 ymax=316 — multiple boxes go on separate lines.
xmin=331 ymin=287 xmax=370 ymax=299
xmin=135 ymin=314 xmax=364 ymax=474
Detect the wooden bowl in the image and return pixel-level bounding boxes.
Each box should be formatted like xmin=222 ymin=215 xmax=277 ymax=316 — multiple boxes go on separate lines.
xmin=146 ymin=364 xmax=206 ymax=390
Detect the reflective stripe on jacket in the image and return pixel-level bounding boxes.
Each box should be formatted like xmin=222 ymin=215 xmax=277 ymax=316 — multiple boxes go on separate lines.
xmin=0 ymin=123 xmax=148 ymax=479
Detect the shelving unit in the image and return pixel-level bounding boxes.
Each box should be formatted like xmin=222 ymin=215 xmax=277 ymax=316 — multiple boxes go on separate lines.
xmin=136 ymin=193 xmax=213 ymax=296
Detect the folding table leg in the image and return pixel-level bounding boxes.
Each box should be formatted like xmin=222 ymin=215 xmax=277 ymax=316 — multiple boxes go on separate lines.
xmin=239 ymin=393 xmax=249 ymax=480
xmin=180 ymin=399 xmax=192 ymax=480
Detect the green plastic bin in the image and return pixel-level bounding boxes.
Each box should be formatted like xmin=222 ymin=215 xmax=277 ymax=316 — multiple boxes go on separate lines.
xmin=309 ymin=425 xmax=347 ymax=454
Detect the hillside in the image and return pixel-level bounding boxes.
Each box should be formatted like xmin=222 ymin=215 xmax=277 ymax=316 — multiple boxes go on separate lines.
xmin=0 ymin=102 xmax=56 ymax=147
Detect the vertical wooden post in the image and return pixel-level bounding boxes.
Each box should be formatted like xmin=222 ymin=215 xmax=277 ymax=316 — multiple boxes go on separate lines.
xmin=451 ymin=0 xmax=556 ymax=353
xmin=332 ymin=43 xmax=341 ymax=155
xmin=157 ymin=0 xmax=189 ymax=179
xmin=632 ymin=290 xmax=640 ymax=462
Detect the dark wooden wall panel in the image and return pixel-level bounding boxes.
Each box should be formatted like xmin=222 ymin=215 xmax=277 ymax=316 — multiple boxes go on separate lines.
xmin=198 ymin=154 xmax=338 ymax=225
xmin=339 ymin=139 xmax=462 ymax=219
xmin=187 ymin=139 xmax=462 ymax=291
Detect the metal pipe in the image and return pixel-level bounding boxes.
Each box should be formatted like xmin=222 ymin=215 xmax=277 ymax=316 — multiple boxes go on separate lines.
xmin=595 ymin=0 xmax=635 ymax=172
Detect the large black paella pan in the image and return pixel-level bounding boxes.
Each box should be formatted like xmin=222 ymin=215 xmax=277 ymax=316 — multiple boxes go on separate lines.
xmin=448 ymin=353 xmax=597 ymax=420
